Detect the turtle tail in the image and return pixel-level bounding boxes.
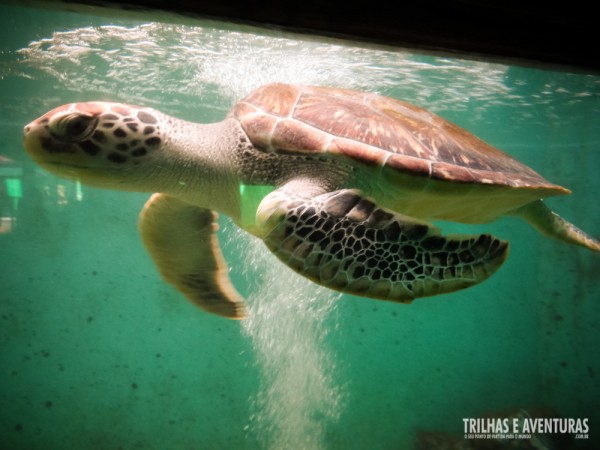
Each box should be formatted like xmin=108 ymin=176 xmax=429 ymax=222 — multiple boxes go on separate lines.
xmin=512 ymin=200 xmax=600 ymax=252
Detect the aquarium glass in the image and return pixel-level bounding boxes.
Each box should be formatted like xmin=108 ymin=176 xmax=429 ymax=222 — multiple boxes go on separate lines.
xmin=0 ymin=3 xmax=598 ymax=449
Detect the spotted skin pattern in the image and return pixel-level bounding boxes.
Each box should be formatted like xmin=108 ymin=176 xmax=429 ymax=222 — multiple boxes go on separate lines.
xmin=96 ymin=109 xmax=162 ymax=163
xmin=30 ymin=102 xmax=163 ymax=166
xmin=258 ymin=188 xmax=508 ymax=301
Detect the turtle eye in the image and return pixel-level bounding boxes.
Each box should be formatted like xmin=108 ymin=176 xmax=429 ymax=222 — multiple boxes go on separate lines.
xmin=50 ymin=113 xmax=98 ymax=142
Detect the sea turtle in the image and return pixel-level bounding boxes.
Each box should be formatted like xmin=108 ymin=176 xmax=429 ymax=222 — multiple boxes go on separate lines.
xmin=23 ymin=83 xmax=599 ymax=319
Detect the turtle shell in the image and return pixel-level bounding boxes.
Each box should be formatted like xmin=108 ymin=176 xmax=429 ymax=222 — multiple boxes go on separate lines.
xmin=228 ymin=83 xmax=567 ymax=192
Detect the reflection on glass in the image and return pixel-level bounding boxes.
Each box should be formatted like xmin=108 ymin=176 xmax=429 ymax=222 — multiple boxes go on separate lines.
xmin=0 ymin=157 xmax=22 ymax=234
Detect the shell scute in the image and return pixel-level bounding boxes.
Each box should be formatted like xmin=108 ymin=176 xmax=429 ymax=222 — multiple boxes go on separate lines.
xmin=328 ymin=138 xmax=387 ymax=167
xmin=385 ymin=153 xmax=432 ymax=177
xmin=231 ymin=83 xmax=568 ymax=191
xmin=240 ymin=83 xmax=299 ymax=117
xmin=295 ymin=92 xmax=413 ymax=154
xmin=431 ymin=162 xmax=480 ymax=184
xmin=272 ymin=119 xmax=330 ymax=153
xmin=230 ymin=102 xmax=277 ymax=150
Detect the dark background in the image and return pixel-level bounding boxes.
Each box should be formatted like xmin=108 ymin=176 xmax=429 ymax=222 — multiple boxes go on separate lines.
xmin=25 ymin=0 xmax=599 ymax=71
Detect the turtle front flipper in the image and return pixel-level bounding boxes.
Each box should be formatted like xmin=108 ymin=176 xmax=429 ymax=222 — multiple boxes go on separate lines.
xmin=139 ymin=194 xmax=247 ymax=319
xmin=256 ymin=186 xmax=509 ymax=302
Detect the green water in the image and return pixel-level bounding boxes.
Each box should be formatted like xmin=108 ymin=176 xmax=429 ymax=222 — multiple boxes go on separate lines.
xmin=1 ymin=3 xmax=599 ymax=449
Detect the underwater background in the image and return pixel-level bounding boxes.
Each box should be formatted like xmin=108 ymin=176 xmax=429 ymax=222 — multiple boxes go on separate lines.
xmin=0 ymin=3 xmax=598 ymax=449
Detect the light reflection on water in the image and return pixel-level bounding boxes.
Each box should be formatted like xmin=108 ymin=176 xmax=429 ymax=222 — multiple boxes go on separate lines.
xmin=14 ymin=22 xmax=513 ymax=113
xmin=12 ymin=21 xmax=598 ymax=137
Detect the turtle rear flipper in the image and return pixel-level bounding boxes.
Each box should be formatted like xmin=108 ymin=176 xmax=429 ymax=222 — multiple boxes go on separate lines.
xmin=256 ymin=185 xmax=509 ymax=301
xmin=140 ymin=194 xmax=247 ymax=319
xmin=512 ymin=200 xmax=600 ymax=252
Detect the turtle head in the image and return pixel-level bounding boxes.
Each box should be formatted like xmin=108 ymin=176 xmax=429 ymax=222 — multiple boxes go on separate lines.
xmin=24 ymin=102 xmax=166 ymax=189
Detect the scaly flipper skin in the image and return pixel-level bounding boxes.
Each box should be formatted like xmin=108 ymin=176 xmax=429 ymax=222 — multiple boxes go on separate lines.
xmin=139 ymin=194 xmax=247 ymax=319
xmin=512 ymin=200 xmax=600 ymax=252
xmin=256 ymin=184 xmax=509 ymax=301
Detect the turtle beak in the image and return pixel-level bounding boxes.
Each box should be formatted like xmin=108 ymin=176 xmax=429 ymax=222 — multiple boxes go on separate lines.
xmin=23 ymin=118 xmax=50 ymax=161
xmin=23 ymin=118 xmax=43 ymax=144
xmin=23 ymin=110 xmax=86 ymax=179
